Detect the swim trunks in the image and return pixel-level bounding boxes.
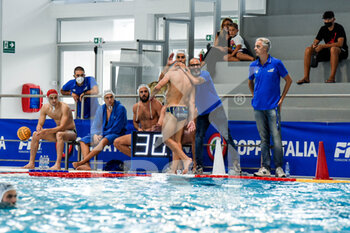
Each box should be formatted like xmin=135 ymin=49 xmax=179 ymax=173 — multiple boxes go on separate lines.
xmin=166 ymin=106 xmax=189 ymax=121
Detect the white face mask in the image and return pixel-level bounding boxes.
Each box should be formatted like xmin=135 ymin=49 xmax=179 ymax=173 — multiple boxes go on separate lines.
xmin=76 ymin=76 xmax=84 ymax=85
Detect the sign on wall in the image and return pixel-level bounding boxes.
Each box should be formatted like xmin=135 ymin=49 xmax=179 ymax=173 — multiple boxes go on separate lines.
xmin=3 ymin=40 xmax=15 ymax=53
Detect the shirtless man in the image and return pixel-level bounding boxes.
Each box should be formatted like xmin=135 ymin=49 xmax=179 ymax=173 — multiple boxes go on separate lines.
xmin=151 ymin=65 xmax=196 ymax=174
xmin=114 ymin=84 xmax=163 ymax=157
xmin=23 ymin=89 xmax=77 ymax=170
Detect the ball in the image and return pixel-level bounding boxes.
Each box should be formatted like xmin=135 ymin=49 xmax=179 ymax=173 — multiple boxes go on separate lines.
xmin=17 ymin=126 xmax=31 ymax=141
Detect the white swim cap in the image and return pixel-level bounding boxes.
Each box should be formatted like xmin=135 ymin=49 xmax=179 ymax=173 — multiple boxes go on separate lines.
xmin=137 ymin=84 xmax=151 ymax=95
xmin=103 ymin=90 xmax=115 ymax=97
xmin=0 ymin=183 xmax=15 ymax=202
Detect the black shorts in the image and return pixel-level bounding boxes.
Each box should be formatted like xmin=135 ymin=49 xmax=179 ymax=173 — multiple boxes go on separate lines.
xmin=316 ymin=48 xmax=348 ymax=62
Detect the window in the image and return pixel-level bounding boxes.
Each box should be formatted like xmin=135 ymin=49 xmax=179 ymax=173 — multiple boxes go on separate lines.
xmin=60 ymin=18 xmax=134 ymax=42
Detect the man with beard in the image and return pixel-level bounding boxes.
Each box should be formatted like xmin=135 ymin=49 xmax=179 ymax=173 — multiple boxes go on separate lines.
xmin=185 ymin=58 xmax=241 ymax=175
xmin=22 ymin=89 xmax=77 ymax=170
xmin=73 ymin=90 xmax=127 ymax=170
xmin=114 ymin=84 xmax=163 ymax=157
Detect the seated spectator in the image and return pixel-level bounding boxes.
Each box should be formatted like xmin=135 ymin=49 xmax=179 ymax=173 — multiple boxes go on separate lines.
xmin=61 ymin=66 xmax=99 ymax=119
xmin=203 ymin=18 xmax=234 ymax=77
xmin=114 ymin=84 xmax=163 ymax=157
xmin=73 ymin=90 xmax=127 ymax=170
xmin=297 ymin=11 xmax=348 ymax=84
xmin=0 ymin=183 xmax=17 ymax=208
xmin=224 ymin=23 xmax=255 ymax=62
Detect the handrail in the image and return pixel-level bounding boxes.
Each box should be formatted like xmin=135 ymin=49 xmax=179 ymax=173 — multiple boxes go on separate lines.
xmin=218 ymin=94 xmax=350 ymax=98
xmin=2 ymin=93 xmax=350 ymax=119
xmin=80 ymin=94 xmax=166 ymax=119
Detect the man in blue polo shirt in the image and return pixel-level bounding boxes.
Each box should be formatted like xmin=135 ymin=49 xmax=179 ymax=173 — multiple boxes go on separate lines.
xmin=185 ymin=58 xmax=241 ymax=175
xmin=248 ymin=37 xmax=292 ymax=178
xmin=61 ymin=66 xmax=99 ymax=119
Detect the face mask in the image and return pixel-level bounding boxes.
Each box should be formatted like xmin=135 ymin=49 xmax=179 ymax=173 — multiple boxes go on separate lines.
xmin=324 ymin=22 xmax=333 ymax=27
xmin=108 ymin=105 xmax=113 ymax=110
xmin=190 ymin=68 xmax=201 ymax=77
xmin=76 ymin=76 xmax=84 ymax=85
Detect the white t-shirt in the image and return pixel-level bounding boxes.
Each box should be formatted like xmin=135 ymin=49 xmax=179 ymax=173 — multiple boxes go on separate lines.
xmin=231 ymin=34 xmax=247 ymax=51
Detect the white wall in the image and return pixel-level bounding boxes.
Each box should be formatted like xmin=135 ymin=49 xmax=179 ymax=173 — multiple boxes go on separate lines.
xmin=1 ymin=0 xmax=56 ymax=119
xmin=0 ymin=0 xmax=266 ymax=118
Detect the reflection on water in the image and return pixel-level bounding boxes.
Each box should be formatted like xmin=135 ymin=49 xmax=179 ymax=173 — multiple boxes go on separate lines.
xmin=0 ymin=174 xmax=350 ymax=232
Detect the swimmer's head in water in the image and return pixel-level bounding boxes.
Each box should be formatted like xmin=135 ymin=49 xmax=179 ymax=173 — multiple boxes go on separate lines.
xmin=137 ymin=84 xmax=151 ymax=103
xmin=0 ymin=183 xmax=17 ymax=208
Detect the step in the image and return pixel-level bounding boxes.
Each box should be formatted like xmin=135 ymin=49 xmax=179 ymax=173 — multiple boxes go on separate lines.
xmin=243 ymin=12 xmax=350 ymax=38
xmin=267 ymin=0 xmax=350 ymax=16
xmin=213 ymin=59 xmax=350 ymax=85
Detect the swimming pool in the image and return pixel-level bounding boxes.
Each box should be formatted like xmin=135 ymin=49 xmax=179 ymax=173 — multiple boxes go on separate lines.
xmin=1 ymin=174 xmax=350 ymax=232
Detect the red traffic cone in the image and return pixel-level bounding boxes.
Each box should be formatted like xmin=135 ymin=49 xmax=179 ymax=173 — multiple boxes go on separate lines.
xmin=315 ymin=141 xmax=332 ymax=180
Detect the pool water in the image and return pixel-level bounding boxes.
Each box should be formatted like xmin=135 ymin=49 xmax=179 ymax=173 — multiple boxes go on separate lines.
xmin=1 ymin=174 xmax=350 ymax=232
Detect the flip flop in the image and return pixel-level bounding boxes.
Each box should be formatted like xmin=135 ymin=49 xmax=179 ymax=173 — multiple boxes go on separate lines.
xmin=296 ymin=79 xmax=310 ymax=85
xmin=325 ymin=79 xmax=336 ymax=83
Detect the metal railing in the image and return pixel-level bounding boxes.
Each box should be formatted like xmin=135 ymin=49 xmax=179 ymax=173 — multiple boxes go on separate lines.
xmin=2 ymin=93 xmax=350 ymax=120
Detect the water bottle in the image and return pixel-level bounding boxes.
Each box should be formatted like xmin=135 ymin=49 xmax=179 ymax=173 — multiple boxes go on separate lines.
xmin=45 ymin=155 xmax=49 ymax=169
xmin=285 ymin=162 xmax=290 ymax=177
xmin=39 ymin=155 xmax=43 ymax=169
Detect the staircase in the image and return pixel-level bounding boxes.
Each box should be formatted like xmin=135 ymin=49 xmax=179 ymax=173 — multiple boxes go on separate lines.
xmin=213 ymin=0 xmax=350 ymax=122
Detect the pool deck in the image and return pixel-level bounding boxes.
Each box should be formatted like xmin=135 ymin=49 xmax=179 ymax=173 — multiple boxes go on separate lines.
xmin=1 ymin=167 xmax=349 ymax=184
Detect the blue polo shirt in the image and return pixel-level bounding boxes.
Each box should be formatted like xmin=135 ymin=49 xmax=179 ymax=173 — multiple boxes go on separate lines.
xmin=248 ymin=55 xmax=288 ymax=110
xmin=61 ymin=76 xmax=99 ymax=119
xmin=195 ymin=70 xmax=222 ymax=116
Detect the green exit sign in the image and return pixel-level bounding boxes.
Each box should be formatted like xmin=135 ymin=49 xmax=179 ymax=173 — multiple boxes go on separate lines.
xmin=94 ymin=37 xmax=103 ymax=44
xmin=206 ymin=34 xmax=212 ymax=41
xmin=3 ymin=40 xmax=15 ymax=53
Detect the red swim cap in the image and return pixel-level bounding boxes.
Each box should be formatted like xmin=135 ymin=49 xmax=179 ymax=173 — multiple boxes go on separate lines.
xmin=47 ymin=89 xmax=58 ymax=97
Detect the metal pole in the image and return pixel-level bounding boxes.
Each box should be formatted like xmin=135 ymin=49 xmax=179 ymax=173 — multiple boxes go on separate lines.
xmin=163 ymin=17 xmax=170 ymax=66
xmin=188 ymin=0 xmax=195 ymax=60
xmin=238 ymin=0 xmax=245 ymax=35
xmin=213 ymin=0 xmax=221 ymax=38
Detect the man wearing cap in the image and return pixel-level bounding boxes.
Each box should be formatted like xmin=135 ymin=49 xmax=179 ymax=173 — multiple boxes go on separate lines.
xmin=0 ymin=183 xmax=17 ymax=208
xmin=151 ymin=61 xmax=196 ymax=174
xmin=61 ymin=66 xmax=99 ymax=119
xmin=297 ymin=11 xmax=348 ymax=84
xmin=73 ymin=90 xmax=127 ymax=170
xmin=158 ymin=50 xmax=187 ymax=81
xmin=23 ymin=89 xmax=77 ymax=170
xmin=113 ymin=84 xmax=163 ymax=157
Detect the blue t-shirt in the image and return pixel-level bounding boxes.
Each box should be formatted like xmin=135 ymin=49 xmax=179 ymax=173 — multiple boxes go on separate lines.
xmin=61 ymin=76 xmax=99 ymax=119
xmin=248 ymin=55 xmax=288 ymax=110
xmin=195 ymin=70 xmax=222 ymax=116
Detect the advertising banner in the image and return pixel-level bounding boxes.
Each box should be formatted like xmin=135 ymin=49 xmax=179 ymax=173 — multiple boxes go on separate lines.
xmin=0 ymin=119 xmax=349 ymax=177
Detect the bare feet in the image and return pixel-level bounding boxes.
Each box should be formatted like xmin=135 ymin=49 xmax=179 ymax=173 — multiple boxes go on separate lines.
xmin=50 ymin=164 xmax=61 ymax=170
xmin=296 ymin=78 xmax=310 ymax=85
xmin=325 ymin=79 xmax=336 ymax=83
xmin=72 ymin=162 xmax=80 ymax=169
xmin=76 ymin=164 xmax=91 ymax=170
xmin=182 ymin=158 xmax=193 ymax=174
xmin=22 ymin=163 xmax=35 ymax=169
